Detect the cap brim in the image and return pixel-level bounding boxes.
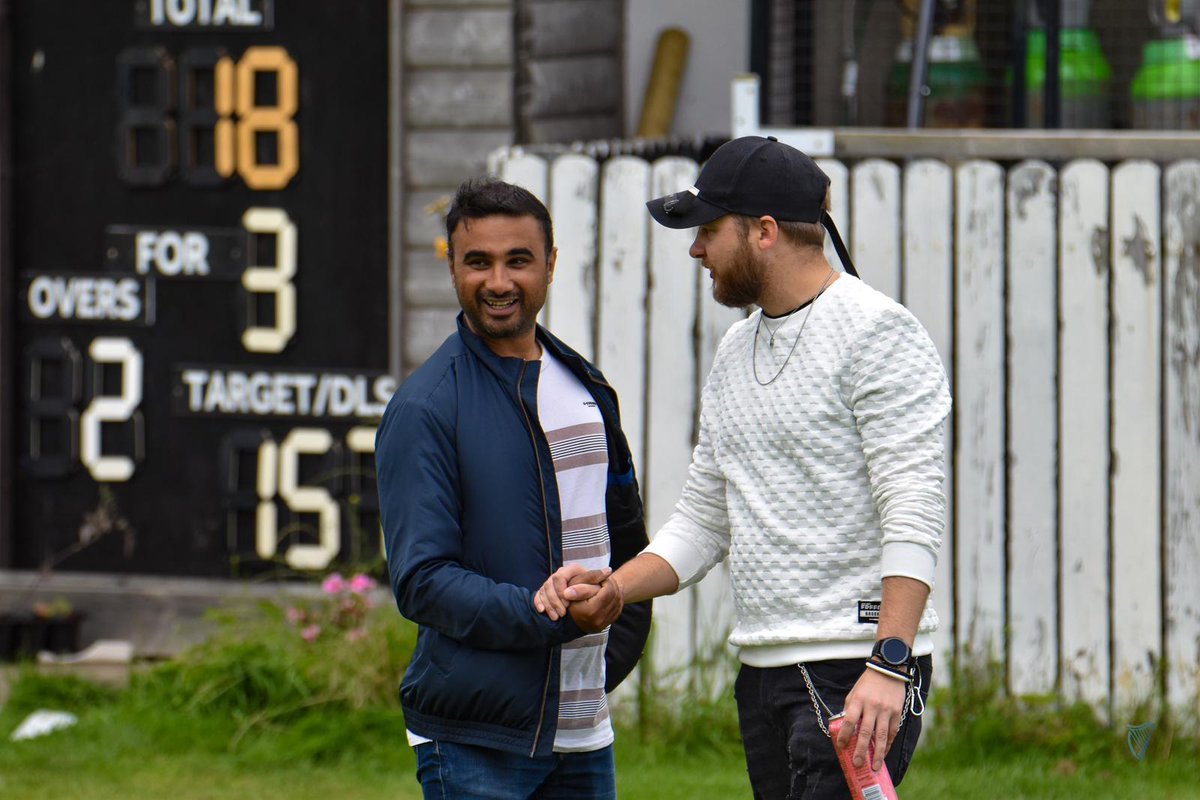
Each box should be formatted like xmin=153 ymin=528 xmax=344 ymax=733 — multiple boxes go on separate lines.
xmin=646 ymin=190 xmax=728 ymax=229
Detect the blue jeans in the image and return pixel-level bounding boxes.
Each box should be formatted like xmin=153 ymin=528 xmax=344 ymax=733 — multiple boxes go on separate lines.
xmin=414 ymin=740 xmax=616 ymax=799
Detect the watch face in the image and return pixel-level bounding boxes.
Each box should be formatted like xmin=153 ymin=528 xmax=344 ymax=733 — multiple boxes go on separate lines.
xmin=879 ymin=638 xmax=911 ymax=665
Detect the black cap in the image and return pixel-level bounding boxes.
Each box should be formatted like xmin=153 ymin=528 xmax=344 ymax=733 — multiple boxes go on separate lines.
xmin=645 ymin=135 xmax=859 ymax=277
xmin=646 ymin=135 xmax=830 ymax=229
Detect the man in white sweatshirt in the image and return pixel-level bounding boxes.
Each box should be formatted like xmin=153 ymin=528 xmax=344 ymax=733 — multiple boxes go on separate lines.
xmin=536 ymin=136 xmax=951 ymax=799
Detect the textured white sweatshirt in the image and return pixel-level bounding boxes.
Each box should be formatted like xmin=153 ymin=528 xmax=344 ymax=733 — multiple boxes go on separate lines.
xmin=644 ymin=275 xmax=951 ymax=667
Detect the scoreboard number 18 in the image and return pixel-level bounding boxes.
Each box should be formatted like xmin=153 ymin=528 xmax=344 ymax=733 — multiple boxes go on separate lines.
xmin=117 ymin=45 xmax=299 ymax=189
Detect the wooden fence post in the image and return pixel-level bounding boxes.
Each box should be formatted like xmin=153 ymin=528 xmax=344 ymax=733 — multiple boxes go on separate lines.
xmin=954 ymin=160 xmax=1007 ymax=666
xmin=852 ymin=159 xmax=901 ymax=300
xmin=597 ymin=157 xmax=651 ymax=475
xmin=1006 ymin=160 xmax=1059 ymax=696
xmin=902 ymin=159 xmax=955 ymax=684
xmin=548 ymin=154 xmax=600 ymax=359
xmin=1163 ymin=160 xmax=1200 ymax=724
xmin=1058 ymin=159 xmax=1112 ymax=709
xmin=644 ymin=157 xmax=702 ymax=680
xmin=1111 ymin=160 xmax=1163 ymax=717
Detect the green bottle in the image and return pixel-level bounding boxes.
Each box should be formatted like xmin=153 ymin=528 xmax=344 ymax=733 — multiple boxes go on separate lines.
xmin=885 ymin=35 xmax=987 ymax=127
xmin=1023 ymin=27 xmax=1113 ymax=128
xmin=1131 ymin=36 xmax=1200 ymax=129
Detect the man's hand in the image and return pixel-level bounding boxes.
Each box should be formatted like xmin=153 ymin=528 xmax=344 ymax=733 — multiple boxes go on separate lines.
xmin=567 ymin=576 xmax=624 ymax=633
xmin=835 ymin=667 xmax=908 ymax=771
xmin=533 ymin=564 xmax=610 ymax=621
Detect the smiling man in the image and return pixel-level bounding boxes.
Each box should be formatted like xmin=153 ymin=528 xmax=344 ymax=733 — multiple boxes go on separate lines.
xmin=375 ymin=177 xmax=651 ymax=799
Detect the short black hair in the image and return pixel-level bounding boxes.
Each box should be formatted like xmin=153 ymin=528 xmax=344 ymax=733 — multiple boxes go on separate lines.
xmin=445 ymin=177 xmax=554 ymax=259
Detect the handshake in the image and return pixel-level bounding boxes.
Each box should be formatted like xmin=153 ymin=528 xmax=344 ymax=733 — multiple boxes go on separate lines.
xmin=533 ymin=564 xmax=625 ymax=633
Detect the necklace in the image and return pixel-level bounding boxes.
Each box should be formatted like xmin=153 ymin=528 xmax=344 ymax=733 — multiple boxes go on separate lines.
xmin=759 ymin=303 xmax=805 ymax=346
xmin=751 ymin=268 xmax=836 ymax=386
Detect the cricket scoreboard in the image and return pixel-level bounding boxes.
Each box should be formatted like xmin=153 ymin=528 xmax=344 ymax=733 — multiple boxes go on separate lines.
xmin=0 ymin=1 xmax=399 ymax=576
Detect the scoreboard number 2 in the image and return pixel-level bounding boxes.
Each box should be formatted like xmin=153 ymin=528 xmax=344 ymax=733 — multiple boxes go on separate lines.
xmin=80 ymin=338 xmax=144 ymax=482
xmin=24 ymin=336 xmax=144 ymax=483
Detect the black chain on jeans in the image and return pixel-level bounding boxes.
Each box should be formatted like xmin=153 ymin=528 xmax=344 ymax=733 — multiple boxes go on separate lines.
xmin=797 ymin=662 xmax=920 ymax=740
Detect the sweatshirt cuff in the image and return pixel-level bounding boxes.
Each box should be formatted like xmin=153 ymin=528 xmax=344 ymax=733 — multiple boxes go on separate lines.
xmin=642 ymin=532 xmax=707 ymax=589
xmin=880 ymin=541 xmax=937 ymax=589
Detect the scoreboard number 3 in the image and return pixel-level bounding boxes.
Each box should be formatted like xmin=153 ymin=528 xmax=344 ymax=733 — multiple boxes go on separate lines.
xmin=242 ymin=207 xmax=297 ymax=353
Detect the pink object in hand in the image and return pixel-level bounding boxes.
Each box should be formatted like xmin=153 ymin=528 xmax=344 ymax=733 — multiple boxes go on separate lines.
xmin=827 ymin=713 xmax=899 ymax=800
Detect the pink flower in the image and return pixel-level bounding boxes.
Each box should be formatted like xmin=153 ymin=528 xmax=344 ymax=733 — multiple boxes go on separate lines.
xmin=301 ymin=624 xmax=322 ymax=642
xmin=345 ymin=627 xmax=368 ymax=642
xmin=349 ymin=574 xmax=377 ymax=595
xmin=285 ymin=606 xmax=306 ymax=624
xmin=321 ymin=573 xmax=348 ymax=595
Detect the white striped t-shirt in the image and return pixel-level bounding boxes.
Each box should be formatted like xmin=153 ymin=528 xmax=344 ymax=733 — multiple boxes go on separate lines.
xmin=537 ymin=349 xmax=613 ymax=753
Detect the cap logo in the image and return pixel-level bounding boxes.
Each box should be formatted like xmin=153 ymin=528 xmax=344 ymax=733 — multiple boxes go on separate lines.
xmin=663 ymin=197 xmax=679 ymax=213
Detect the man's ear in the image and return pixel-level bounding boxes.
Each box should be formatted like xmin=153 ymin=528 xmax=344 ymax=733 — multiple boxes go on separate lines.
xmin=547 ymin=247 xmax=558 ymax=284
xmin=755 ymin=216 xmax=780 ymax=250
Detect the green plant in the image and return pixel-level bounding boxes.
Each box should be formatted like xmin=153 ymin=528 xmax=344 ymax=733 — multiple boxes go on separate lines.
xmin=1 ymin=488 xmax=134 ymax=625
xmin=2 ymin=668 xmax=118 ymax=717
xmin=286 ymin=573 xmax=379 ymax=642
xmin=135 ymin=582 xmax=415 ymax=749
xmin=31 ymin=597 xmax=75 ymax=620
xmin=622 ymin=632 xmax=743 ymax=760
xmin=923 ymin=659 xmax=1184 ymax=766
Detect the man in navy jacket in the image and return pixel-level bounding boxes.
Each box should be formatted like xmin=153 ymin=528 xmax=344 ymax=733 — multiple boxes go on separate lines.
xmin=376 ymin=177 xmax=651 ymax=798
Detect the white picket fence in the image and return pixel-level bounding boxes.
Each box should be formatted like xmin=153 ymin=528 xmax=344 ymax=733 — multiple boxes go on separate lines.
xmin=489 ymin=146 xmax=1200 ymax=722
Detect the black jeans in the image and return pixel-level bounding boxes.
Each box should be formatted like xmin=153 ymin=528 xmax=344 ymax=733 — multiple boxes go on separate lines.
xmin=734 ymin=656 xmax=932 ymax=800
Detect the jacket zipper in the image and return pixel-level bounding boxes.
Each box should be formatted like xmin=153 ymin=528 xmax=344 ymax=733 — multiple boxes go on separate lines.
xmin=517 ymin=358 xmax=555 ymax=756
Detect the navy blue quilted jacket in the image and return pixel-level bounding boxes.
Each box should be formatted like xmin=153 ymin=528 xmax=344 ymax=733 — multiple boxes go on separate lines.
xmin=376 ymin=314 xmax=652 ymax=757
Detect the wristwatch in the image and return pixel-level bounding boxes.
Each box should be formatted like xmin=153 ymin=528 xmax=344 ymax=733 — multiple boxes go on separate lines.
xmin=870 ymin=637 xmax=913 ymax=668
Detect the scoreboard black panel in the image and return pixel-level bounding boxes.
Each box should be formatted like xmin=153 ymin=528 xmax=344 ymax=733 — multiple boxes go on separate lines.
xmin=1 ymin=1 xmax=397 ymax=576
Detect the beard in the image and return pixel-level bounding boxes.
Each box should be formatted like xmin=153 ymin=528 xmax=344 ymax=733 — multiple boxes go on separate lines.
xmin=458 ymin=286 xmax=537 ymax=342
xmin=711 ymin=239 xmax=766 ymax=309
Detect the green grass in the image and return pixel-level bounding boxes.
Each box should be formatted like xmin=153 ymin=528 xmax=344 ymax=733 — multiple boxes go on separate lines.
xmin=0 ymin=671 xmax=750 ymax=800
xmin=2 ymin=604 xmax=1198 ymax=799
xmin=4 ymin=679 xmax=1195 ymax=799
xmin=2 ymin=669 xmax=1198 ymax=799
xmin=0 ymin=682 xmax=420 ymax=800
xmin=903 ymin=750 xmax=1200 ymax=799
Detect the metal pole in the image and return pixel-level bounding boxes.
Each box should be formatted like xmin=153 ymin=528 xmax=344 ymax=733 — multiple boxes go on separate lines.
xmin=388 ymin=0 xmax=405 ymax=381
xmin=1044 ymin=0 xmax=1061 ymax=128
xmin=750 ymin=0 xmax=772 ymax=124
xmin=0 ymin=0 xmax=13 ymax=567
xmin=1012 ymin=0 xmax=1028 ymax=127
xmin=795 ymin=0 xmax=815 ymax=125
xmin=906 ymin=0 xmax=938 ymax=129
